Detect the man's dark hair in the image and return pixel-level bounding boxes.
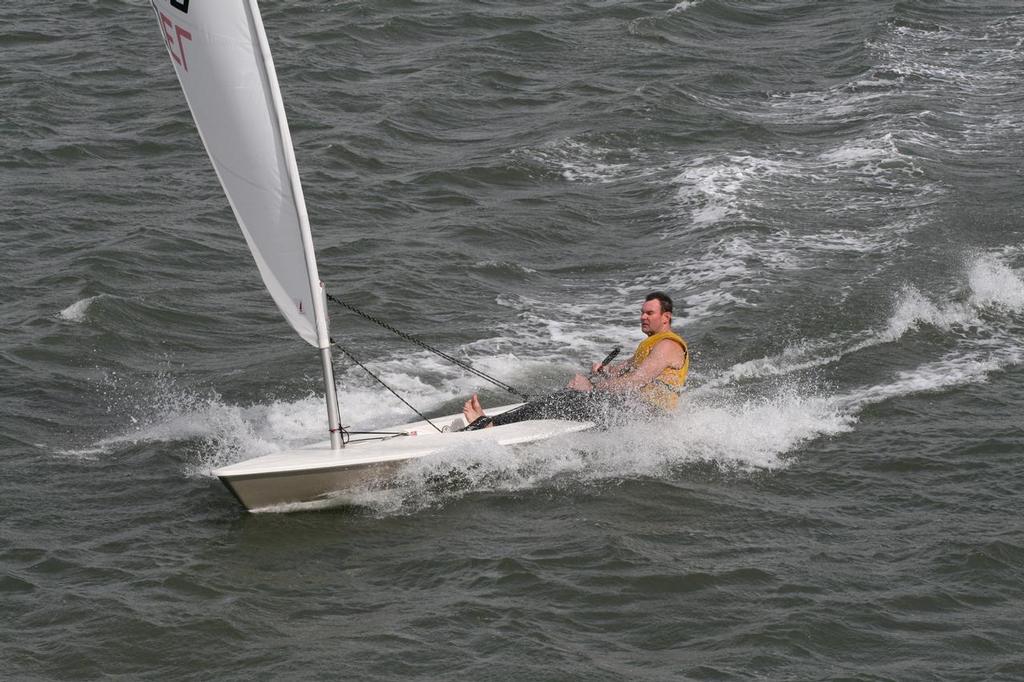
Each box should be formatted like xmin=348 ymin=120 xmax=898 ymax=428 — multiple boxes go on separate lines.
xmin=645 ymin=291 xmax=673 ymax=314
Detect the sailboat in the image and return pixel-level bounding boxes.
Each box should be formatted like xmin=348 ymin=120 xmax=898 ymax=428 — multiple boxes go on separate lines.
xmin=151 ymin=0 xmax=592 ymax=510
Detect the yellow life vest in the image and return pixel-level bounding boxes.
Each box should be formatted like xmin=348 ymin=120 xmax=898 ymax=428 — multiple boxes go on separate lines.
xmin=630 ymin=330 xmax=689 ymax=410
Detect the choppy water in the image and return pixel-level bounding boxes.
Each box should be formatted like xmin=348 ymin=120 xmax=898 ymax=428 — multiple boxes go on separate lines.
xmin=3 ymin=0 xmax=1024 ymax=678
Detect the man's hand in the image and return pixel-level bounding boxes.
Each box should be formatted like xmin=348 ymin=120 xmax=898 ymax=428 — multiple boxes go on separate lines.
xmin=567 ymin=373 xmax=594 ymax=392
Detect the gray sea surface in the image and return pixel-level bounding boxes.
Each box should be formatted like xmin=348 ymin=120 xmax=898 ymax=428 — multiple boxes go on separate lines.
xmin=3 ymin=0 xmax=1024 ymax=679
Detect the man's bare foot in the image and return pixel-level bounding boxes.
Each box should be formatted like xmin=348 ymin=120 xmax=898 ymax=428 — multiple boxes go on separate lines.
xmin=463 ymin=393 xmax=486 ymax=423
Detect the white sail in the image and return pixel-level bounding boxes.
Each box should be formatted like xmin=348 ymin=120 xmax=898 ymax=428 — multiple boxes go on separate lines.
xmin=151 ymin=0 xmax=327 ymax=348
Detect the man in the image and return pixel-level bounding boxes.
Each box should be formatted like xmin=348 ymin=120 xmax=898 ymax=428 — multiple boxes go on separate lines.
xmin=461 ymin=291 xmax=689 ymax=429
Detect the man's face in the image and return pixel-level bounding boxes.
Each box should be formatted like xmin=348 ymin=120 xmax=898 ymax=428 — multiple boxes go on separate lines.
xmin=640 ymin=299 xmax=670 ymax=336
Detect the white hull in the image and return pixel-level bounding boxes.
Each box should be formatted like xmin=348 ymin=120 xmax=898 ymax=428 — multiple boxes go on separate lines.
xmin=214 ymin=404 xmax=592 ymax=511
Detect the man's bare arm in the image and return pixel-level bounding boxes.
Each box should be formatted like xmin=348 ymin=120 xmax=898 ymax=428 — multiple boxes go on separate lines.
xmin=593 ymin=340 xmax=684 ymax=392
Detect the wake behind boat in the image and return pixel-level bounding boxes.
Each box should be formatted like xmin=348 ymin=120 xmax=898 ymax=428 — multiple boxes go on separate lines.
xmin=151 ymin=0 xmax=593 ymax=511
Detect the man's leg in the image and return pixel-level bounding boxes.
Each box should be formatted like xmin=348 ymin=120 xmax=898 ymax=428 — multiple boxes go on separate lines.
xmin=464 ymin=390 xmax=620 ymax=430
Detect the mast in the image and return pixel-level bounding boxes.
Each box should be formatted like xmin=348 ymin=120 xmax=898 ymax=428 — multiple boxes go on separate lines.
xmin=245 ymin=0 xmax=344 ymax=449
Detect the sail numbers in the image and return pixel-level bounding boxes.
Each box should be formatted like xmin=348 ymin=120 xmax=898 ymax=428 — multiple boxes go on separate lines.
xmin=156 ymin=8 xmax=192 ymax=72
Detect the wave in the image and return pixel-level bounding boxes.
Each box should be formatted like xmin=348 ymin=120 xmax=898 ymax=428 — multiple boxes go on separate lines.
xmin=702 ymin=251 xmax=1024 ymax=388
xmin=667 ymin=1 xmax=702 ymax=14
xmin=672 ymin=132 xmax=939 ymax=229
xmin=518 ymin=138 xmax=659 ymax=184
xmin=766 ymin=14 xmax=1023 ymax=152
xmin=58 ymin=295 xmax=105 ymax=323
xmin=967 ymin=253 xmax=1024 ymax=310
xmin=836 ymin=344 xmax=1022 ymax=416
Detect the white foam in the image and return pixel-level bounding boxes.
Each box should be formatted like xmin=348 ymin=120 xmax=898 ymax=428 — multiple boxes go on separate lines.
xmin=883 ymin=285 xmax=969 ymax=339
xmin=720 ymin=15 xmax=1024 ymax=161
xmin=523 ymin=139 xmax=654 ymax=184
xmin=340 ymin=384 xmax=854 ymax=516
xmin=818 ymin=139 xmax=891 ymax=164
xmin=672 ymin=154 xmax=784 ymax=226
xmin=671 ymin=135 xmax=936 ymax=231
xmin=58 ymin=295 xmax=103 ymax=322
xmin=967 ymin=254 xmax=1024 ymax=311
xmin=632 ymin=219 xmax=917 ymax=327
xmin=667 ymin=0 xmax=699 ymax=13
xmin=57 ymin=370 xmax=329 ymax=470
xmin=702 ymin=338 xmax=838 ymax=387
xmin=838 ymin=343 xmax=1022 ymax=415
xmin=622 ymin=237 xmax=754 ymax=320
xmin=868 ymin=18 xmax=1024 ymax=144
xmin=472 ymin=259 xmax=538 ymax=275
xmin=701 ymin=252 xmax=1024 ymax=388
xmin=66 ymin=341 xmax=588 ymax=476
xmin=883 ymin=254 xmax=1024 ymax=336
xmin=493 ymin=290 xmax=639 ymax=359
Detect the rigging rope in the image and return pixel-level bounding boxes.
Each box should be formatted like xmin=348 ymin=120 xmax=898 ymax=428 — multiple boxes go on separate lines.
xmin=330 ymin=339 xmax=444 ymax=433
xmin=326 ymin=293 xmax=529 ymax=400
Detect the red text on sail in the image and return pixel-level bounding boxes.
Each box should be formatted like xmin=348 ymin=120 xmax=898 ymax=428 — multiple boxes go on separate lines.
xmin=158 ymin=10 xmax=192 ymax=72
